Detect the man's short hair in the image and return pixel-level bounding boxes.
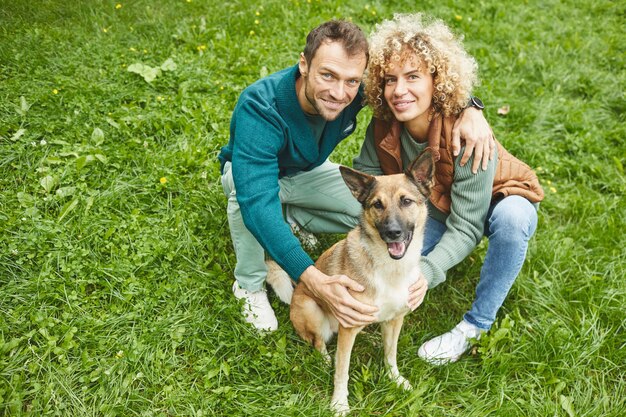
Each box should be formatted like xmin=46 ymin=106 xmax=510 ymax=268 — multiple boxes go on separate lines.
xmin=303 ymin=20 xmax=369 ymax=65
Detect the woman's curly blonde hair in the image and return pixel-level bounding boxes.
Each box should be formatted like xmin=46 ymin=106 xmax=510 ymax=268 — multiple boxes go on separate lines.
xmin=365 ymin=13 xmax=478 ymax=120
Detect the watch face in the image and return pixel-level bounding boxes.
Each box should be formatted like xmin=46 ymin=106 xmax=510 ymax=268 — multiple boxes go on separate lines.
xmin=471 ymin=96 xmax=484 ymax=109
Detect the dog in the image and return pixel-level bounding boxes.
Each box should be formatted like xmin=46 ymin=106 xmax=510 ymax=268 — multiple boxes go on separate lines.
xmin=268 ymin=150 xmax=435 ymax=415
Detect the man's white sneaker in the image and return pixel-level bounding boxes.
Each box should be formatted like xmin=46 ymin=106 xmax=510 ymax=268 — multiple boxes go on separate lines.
xmin=232 ymin=281 xmax=278 ymax=332
xmin=418 ymin=320 xmax=482 ymax=365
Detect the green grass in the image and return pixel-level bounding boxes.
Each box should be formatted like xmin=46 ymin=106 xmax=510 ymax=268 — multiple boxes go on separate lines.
xmin=1 ymin=0 xmax=624 ymax=416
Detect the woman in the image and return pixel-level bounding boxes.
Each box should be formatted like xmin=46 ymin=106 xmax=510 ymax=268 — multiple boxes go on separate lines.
xmin=354 ymin=13 xmax=544 ymax=364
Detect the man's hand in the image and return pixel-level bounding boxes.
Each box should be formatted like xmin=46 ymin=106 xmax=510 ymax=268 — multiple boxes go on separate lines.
xmin=408 ymin=274 xmax=428 ymax=311
xmin=300 ymin=266 xmax=378 ymax=328
xmin=451 ymin=107 xmax=496 ymax=173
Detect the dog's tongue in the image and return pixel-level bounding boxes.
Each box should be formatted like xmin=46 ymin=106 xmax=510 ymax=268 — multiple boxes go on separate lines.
xmin=387 ymin=241 xmax=406 ymax=257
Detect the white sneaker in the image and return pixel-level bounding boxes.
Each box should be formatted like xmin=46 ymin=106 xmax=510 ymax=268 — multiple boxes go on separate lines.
xmin=418 ymin=320 xmax=482 ymax=365
xmin=232 ymin=281 xmax=278 ymax=332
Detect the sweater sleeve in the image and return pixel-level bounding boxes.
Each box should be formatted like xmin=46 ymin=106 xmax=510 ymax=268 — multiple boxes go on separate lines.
xmin=230 ymin=97 xmax=314 ymax=280
xmin=352 ymin=119 xmax=384 ymax=175
xmin=420 ymin=147 xmax=498 ymax=288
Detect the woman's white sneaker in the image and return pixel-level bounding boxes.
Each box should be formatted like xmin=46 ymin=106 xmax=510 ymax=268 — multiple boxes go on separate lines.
xmin=232 ymin=281 xmax=278 ymax=332
xmin=418 ymin=320 xmax=482 ymax=365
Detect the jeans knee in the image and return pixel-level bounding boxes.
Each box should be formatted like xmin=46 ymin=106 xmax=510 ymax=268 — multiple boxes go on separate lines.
xmin=489 ymin=197 xmax=538 ymax=240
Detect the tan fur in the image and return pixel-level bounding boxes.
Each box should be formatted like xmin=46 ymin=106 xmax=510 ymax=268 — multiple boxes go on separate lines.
xmin=273 ymin=151 xmax=435 ymax=415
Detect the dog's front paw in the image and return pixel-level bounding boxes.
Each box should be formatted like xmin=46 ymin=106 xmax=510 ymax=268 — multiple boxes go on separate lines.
xmin=331 ymin=396 xmax=350 ymax=416
xmin=397 ymin=375 xmax=413 ymax=391
xmin=388 ymin=368 xmax=413 ymax=391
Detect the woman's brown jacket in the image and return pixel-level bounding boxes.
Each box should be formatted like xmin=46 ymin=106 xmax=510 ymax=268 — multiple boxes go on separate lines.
xmin=373 ymin=116 xmax=544 ymax=214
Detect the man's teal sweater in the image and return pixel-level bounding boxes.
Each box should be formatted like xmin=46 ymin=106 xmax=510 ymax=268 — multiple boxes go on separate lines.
xmin=218 ymin=65 xmax=364 ymax=280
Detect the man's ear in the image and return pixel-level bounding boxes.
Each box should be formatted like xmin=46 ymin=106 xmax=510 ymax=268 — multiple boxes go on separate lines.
xmin=339 ymin=166 xmax=376 ymax=205
xmin=406 ymin=149 xmax=435 ymax=197
xmin=298 ymin=52 xmax=308 ymax=77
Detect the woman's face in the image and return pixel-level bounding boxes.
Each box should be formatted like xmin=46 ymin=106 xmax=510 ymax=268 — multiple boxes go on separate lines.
xmin=383 ymin=53 xmax=434 ymax=125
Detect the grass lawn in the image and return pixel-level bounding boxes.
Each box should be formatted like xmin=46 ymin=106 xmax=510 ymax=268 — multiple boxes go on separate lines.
xmin=1 ymin=0 xmax=624 ymax=415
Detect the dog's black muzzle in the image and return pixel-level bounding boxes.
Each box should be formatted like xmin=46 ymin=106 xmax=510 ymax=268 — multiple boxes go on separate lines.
xmin=378 ymin=219 xmax=414 ymax=259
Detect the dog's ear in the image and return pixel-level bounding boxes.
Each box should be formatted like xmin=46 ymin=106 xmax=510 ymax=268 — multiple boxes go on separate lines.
xmin=339 ymin=165 xmax=376 ymax=205
xmin=405 ymin=149 xmax=435 ymax=197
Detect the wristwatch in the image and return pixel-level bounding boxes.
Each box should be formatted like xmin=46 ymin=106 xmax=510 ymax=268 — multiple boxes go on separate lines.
xmin=468 ymin=95 xmax=485 ymax=110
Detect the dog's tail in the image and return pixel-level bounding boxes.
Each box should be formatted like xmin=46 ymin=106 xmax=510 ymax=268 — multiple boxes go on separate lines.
xmin=266 ymin=260 xmax=294 ymax=305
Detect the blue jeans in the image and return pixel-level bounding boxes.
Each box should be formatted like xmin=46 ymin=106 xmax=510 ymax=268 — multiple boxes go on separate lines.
xmin=422 ymin=195 xmax=538 ymax=330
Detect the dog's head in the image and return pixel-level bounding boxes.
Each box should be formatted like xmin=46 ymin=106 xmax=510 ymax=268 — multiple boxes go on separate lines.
xmin=340 ymin=150 xmax=435 ymax=259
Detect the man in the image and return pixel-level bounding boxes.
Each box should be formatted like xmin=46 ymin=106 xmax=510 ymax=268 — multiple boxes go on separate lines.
xmin=218 ymin=20 xmax=493 ymax=332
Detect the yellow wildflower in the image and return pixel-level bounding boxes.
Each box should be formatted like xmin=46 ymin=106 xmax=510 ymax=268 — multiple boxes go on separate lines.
xmin=249 ymin=30 xmax=255 ymax=36
xmin=255 ymin=11 xmax=260 ymax=16
xmin=160 ymin=177 xmax=167 ymax=184
xmin=197 ymin=44 xmax=206 ymax=51
xmin=550 ymin=187 xmax=557 ymax=193
xmin=115 ymin=3 xmax=122 ymax=9
xmin=455 ymin=15 xmax=463 ymax=21
xmin=53 ymin=89 xmax=59 ymax=94
xmin=102 ymin=27 xmax=108 ymax=33
xmin=255 ymin=19 xmax=259 ymax=24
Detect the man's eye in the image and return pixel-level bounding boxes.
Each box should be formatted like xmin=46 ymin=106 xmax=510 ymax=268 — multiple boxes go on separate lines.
xmin=322 ymin=73 xmax=333 ymax=80
xmin=346 ymin=79 xmax=359 ymax=86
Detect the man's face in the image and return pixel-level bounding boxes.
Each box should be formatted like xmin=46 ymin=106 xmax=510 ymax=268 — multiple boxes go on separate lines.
xmin=297 ymin=41 xmax=367 ymax=121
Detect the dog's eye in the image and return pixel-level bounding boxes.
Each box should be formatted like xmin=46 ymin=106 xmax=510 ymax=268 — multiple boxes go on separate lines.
xmin=373 ymin=200 xmax=384 ymax=210
xmin=401 ymin=197 xmax=413 ymax=207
